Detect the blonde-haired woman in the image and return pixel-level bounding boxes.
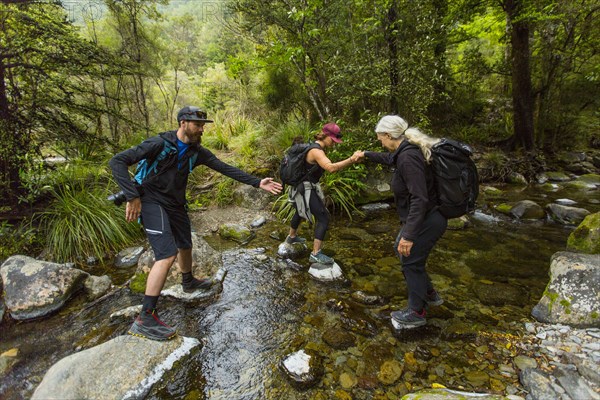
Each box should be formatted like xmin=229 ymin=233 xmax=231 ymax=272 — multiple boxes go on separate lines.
xmin=353 ymin=115 xmax=447 ymax=328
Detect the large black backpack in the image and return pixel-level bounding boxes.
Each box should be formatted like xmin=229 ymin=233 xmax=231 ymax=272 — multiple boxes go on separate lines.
xmin=279 ymin=143 xmax=320 ymax=187
xmin=429 ymin=138 xmax=479 ymax=218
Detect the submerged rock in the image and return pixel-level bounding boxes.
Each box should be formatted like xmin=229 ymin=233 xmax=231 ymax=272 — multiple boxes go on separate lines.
xmin=280 ymin=349 xmax=324 ymax=389
xmin=472 ymin=281 xmax=529 ymax=307
xmin=545 ymin=203 xmax=590 ymax=225
xmin=326 ymin=299 xmax=378 ymax=337
xmin=532 ymin=252 xmax=600 ymax=327
xmin=0 ymin=255 xmax=89 ymax=320
xmin=509 ymin=200 xmax=546 ymax=220
xmin=31 ymin=335 xmax=199 ymax=400
xmin=308 ymin=262 xmax=345 ymax=282
xmin=161 ymin=268 xmax=227 ymax=303
xmin=322 ymin=327 xmax=356 ymax=350
xmin=403 ymin=388 xmax=523 ymax=399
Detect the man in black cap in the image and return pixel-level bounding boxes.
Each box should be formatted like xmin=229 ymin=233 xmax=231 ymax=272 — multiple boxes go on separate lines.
xmin=109 ymin=106 xmax=282 ymax=340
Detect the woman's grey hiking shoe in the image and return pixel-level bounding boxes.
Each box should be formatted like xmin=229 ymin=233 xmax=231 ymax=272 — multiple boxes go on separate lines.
xmin=182 ymin=277 xmax=213 ymax=293
xmin=285 ymin=235 xmax=307 ymax=244
xmin=426 ymin=290 xmax=444 ymax=307
xmin=309 ymin=251 xmax=334 ymax=264
xmin=390 ymin=308 xmax=427 ymax=328
xmin=128 ymin=310 xmax=177 ymax=341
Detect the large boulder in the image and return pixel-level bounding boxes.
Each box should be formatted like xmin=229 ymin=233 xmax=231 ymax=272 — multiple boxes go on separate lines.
xmin=356 ymin=169 xmax=394 ymax=204
xmin=31 ymin=335 xmax=199 ymax=400
xmin=567 ymin=212 xmax=600 ymax=254
xmin=531 ymin=252 xmax=600 ymax=328
xmin=0 ymin=255 xmax=88 ymax=320
xmin=135 ymin=233 xmax=223 ymax=290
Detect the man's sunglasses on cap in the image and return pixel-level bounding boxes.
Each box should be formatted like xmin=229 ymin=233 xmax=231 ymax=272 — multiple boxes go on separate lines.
xmin=178 ymin=106 xmax=214 ymax=123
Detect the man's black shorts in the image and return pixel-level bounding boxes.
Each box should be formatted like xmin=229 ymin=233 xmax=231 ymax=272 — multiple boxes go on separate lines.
xmin=140 ymin=201 xmax=192 ymax=260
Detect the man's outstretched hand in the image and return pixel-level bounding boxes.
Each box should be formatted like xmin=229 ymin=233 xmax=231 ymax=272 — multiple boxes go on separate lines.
xmin=259 ymin=178 xmax=283 ymax=195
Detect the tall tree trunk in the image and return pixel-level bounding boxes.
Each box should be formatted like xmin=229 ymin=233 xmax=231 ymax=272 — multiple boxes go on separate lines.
xmin=386 ymin=1 xmax=399 ymax=114
xmin=505 ymin=0 xmax=535 ymax=151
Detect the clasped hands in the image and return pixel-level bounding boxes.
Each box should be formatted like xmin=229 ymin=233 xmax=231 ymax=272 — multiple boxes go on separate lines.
xmin=351 ymin=150 xmax=365 ymax=163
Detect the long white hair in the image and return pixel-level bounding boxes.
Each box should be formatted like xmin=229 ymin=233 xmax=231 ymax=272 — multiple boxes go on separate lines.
xmin=375 ymin=115 xmax=440 ymax=162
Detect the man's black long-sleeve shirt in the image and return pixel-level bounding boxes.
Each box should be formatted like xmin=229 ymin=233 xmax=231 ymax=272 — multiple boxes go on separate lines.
xmin=364 ymin=141 xmax=437 ymax=241
xmin=109 ymin=130 xmax=260 ymax=209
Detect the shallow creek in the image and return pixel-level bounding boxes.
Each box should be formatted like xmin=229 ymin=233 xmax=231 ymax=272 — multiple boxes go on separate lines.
xmin=0 ymin=183 xmax=598 ymax=399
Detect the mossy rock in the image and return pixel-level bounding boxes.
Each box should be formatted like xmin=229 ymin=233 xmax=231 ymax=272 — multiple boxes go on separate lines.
xmin=577 ymin=173 xmax=600 ymax=185
xmin=495 ymin=203 xmax=513 ymax=215
xmin=567 ymin=212 xmax=600 ymax=254
xmin=218 ymin=223 xmax=255 ymax=244
xmin=546 ymin=171 xmax=571 ymax=182
xmin=129 ymin=272 xmax=148 ymax=294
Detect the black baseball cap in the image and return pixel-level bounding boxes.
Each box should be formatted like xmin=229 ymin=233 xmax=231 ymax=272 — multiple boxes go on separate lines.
xmin=177 ymin=106 xmax=213 ymax=123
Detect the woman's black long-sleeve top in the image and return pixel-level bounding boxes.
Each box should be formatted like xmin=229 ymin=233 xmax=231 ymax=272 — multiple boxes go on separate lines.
xmin=364 ymin=141 xmax=437 ymax=241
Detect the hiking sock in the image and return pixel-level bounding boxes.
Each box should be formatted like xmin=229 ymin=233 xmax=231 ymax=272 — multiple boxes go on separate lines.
xmin=142 ymin=295 xmax=159 ymax=313
xmin=181 ymin=271 xmax=194 ymax=284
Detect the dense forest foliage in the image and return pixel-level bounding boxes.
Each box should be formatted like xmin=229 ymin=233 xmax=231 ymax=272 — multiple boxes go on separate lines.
xmin=1 ymin=0 xmax=599 ymax=261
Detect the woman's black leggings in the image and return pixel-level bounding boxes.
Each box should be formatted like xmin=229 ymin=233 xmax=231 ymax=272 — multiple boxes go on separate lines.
xmin=394 ymin=209 xmax=447 ymax=311
xmin=290 ymin=190 xmax=330 ymax=241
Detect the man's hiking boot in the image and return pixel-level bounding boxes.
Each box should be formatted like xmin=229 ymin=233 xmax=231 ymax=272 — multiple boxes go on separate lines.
xmin=285 ymin=235 xmax=307 ymax=244
xmin=309 ymin=250 xmax=334 ymax=265
xmin=182 ymin=277 xmax=213 ymax=293
xmin=128 ymin=310 xmax=177 ymax=341
xmin=390 ymin=308 xmax=427 ymax=328
xmin=425 ymin=290 xmax=444 ymax=307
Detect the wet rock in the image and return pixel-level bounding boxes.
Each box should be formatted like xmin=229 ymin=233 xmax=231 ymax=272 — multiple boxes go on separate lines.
xmin=322 ymin=327 xmax=356 ymax=350
xmin=442 ymin=321 xmax=478 ymax=341
xmin=114 ymin=246 xmax=145 ymax=268
xmin=513 ymin=355 xmax=537 ymax=370
xmin=161 ymin=268 xmax=227 ymax=303
xmin=250 ymin=215 xmax=267 ymax=228
xmin=110 ymin=305 xmax=142 ymax=321
xmin=555 ymin=198 xmax=577 ymax=206
xmin=136 ymin=233 xmax=223 ymax=288
xmin=351 ymin=291 xmax=386 ymax=306
xmin=567 ymin=212 xmax=600 ymax=254
xmin=554 ymin=365 xmax=600 ymax=400
xmin=546 ymin=171 xmax=572 ymax=182
xmin=0 ymin=348 xmax=18 ymax=375
xmin=446 ymin=215 xmax=470 ymax=230
xmin=31 ymin=335 xmax=199 ymax=400
xmin=519 ymin=368 xmax=558 ymax=399
xmin=531 ymin=252 xmax=600 ymax=327
xmin=83 ymin=275 xmax=111 ymax=300
xmin=472 ymin=281 xmax=529 ymax=307
xmin=279 ymin=258 xmax=305 ymax=271
xmin=377 ymin=360 xmax=403 ymax=385
xmin=404 ymin=388 xmax=522 ymax=399
xmin=219 ymin=223 xmax=255 ymax=244
xmin=0 ymin=300 xmax=4 ymax=322
xmin=277 ymin=241 xmax=308 ymax=259
xmin=269 ymin=230 xmax=287 ymax=241
xmin=359 ymin=202 xmax=391 ymax=213
xmin=308 ymin=262 xmax=345 ymax=282
xmin=509 ymin=200 xmax=546 ymax=220
xmin=507 ymin=172 xmax=527 ymax=185
xmin=0 ymin=255 xmax=89 ymax=320
xmin=482 ymin=185 xmax=505 ymax=197
xmin=339 ymin=372 xmax=357 ymax=389
xmin=326 ymin=299 xmax=378 ymax=337
xmin=545 ymin=203 xmax=590 ymax=225
xmin=465 ymin=370 xmax=489 ymax=386
xmin=337 ymin=227 xmax=375 ymax=241
xmin=280 ymin=349 xmax=324 ymax=389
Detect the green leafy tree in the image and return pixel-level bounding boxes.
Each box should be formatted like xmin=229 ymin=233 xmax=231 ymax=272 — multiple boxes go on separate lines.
xmin=0 ymin=2 xmax=115 ymax=205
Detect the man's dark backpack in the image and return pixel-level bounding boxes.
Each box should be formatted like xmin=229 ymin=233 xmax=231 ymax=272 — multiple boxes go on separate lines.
xmin=279 ymin=143 xmax=320 ymax=187
xmin=430 ymin=138 xmax=479 ymax=219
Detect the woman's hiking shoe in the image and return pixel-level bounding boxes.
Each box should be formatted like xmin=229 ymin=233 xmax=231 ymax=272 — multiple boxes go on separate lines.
xmin=285 ymin=235 xmax=307 ymax=244
xmin=128 ymin=310 xmax=177 ymax=341
xmin=182 ymin=277 xmax=213 ymax=293
xmin=309 ymin=251 xmax=334 ymax=264
xmin=426 ymin=290 xmax=444 ymax=307
xmin=390 ymin=308 xmax=426 ymax=328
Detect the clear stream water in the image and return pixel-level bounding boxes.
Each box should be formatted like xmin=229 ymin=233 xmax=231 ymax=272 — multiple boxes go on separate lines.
xmin=1 ymin=183 xmax=598 ymax=400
